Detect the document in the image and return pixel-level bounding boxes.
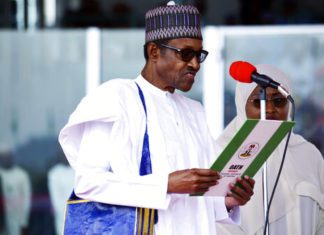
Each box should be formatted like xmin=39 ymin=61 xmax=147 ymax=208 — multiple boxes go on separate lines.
xmin=202 ymin=119 xmax=294 ymax=196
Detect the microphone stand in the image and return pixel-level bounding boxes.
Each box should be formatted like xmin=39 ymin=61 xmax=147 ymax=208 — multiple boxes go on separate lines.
xmin=259 ymin=86 xmax=269 ymax=235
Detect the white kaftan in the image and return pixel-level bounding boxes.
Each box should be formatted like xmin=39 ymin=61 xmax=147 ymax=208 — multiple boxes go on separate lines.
xmin=59 ymin=75 xmax=239 ymax=235
xmin=0 ymin=167 xmax=31 ymax=235
xmin=48 ymin=163 xmax=74 ymax=235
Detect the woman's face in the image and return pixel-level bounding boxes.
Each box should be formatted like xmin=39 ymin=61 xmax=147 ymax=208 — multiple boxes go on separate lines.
xmin=245 ymin=86 xmax=289 ymax=120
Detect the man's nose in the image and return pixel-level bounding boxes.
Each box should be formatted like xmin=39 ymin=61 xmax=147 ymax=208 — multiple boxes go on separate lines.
xmin=188 ymin=56 xmax=200 ymax=71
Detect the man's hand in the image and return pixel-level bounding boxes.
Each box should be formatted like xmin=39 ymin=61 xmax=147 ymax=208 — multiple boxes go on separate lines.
xmin=225 ymin=175 xmax=255 ymax=211
xmin=168 ymin=168 xmax=221 ymax=194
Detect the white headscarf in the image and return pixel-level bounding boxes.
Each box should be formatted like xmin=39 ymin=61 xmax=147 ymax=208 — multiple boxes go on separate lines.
xmin=218 ymin=63 xmax=305 ymax=148
xmin=216 ymin=64 xmax=324 ymax=234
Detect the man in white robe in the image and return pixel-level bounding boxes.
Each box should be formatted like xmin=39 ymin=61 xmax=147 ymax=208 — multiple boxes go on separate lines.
xmin=59 ymin=2 xmax=255 ymax=234
xmin=0 ymin=146 xmax=31 ymax=235
xmin=216 ymin=64 xmax=324 ymax=235
xmin=48 ymin=149 xmax=74 ymax=235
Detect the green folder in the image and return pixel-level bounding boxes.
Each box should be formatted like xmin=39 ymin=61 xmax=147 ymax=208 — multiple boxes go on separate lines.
xmin=195 ymin=119 xmax=295 ymax=196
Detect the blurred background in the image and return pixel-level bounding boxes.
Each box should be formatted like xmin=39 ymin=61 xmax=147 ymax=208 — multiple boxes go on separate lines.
xmin=0 ymin=0 xmax=323 ymax=234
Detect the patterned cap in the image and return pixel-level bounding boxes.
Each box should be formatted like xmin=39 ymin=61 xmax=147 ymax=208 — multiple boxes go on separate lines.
xmin=145 ymin=2 xmax=202 ymax=43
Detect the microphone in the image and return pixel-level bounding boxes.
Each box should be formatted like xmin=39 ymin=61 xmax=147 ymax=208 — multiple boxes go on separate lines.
xmin=229 ymin=61 xmax=290 ymax=98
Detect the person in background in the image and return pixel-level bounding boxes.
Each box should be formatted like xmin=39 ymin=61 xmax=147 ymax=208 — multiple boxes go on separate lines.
xmin=216 ymin=64 xmax=324 ymax=235
xmin=48 ymin=148 xmax=74 ymax=235
xmin=0 ymin=145 xmax=32 ymax=235
xmin=59 ymin=2 xmax=255 ymax=234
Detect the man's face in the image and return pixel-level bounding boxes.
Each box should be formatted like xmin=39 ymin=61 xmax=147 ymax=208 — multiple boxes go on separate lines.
xmin=0 ymin=151 xmax=13 ymax=169
xmin=245 ymin=86 xmax=289 ymax=120
xmin=155 ymin=38 xmax=203 ymax=93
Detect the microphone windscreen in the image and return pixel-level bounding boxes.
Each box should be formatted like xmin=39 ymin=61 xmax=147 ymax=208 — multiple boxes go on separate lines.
xmin=229 ymin=61 xmax=256 ymax=83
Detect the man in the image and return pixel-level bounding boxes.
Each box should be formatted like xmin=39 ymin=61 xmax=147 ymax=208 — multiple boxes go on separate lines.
xmin=59 ymin=2 xmax=254 ymax=234
xmin=0 ymin=145 xmax=31 ymax=235
xmin=47 ymin=148 xmax=74 ymax=235
xmin=216 ymin=64 xmax=324 ymax=234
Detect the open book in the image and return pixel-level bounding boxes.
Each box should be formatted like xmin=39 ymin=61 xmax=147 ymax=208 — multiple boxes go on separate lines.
xmin=197 ymin=119 xmax=294 ymax=196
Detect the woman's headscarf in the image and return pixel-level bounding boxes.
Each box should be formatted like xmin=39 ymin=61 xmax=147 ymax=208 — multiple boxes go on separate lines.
xmin=218 ymin=64 xmax=304 ymax=147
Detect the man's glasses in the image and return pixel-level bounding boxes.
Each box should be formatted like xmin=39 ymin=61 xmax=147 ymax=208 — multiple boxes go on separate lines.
xmin=248 ymin=97 xmax=288 ymax=108
xmin=158 ymin=43 xmax=209 ymax=63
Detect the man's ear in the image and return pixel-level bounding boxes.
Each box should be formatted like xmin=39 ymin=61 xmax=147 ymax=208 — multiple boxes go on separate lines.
xmin=147 ymin=42 xmax=160 ymax=62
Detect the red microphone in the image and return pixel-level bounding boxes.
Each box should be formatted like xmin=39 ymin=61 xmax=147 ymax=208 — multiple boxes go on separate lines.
xmin=229 ymin=61 xmax=290 ymax=98
xmin=229 ymin=61 xmax=257 ymax=83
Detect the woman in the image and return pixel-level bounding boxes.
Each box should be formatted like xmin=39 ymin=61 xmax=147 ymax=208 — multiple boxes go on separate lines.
xmin=216 ymin=64 xmax=324 ymax=235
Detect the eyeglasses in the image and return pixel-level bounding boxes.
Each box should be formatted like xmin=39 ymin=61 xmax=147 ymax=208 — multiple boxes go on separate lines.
xmin=158 ymin=43 xmax=209 ymax=63
xmin=248 ymin=97 xmax=288 ymax=108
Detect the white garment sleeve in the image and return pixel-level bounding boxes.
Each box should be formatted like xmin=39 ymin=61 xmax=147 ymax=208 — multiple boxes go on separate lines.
xmin=214 ymin=197 xmax=240 ymax=224
xmin=20 ymin=170 xmax=32 ymax=227
xmin=74 ymin=121 xmax=170 ymax=210
xmin=48 ymin=168 xmax=60 ymax=213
